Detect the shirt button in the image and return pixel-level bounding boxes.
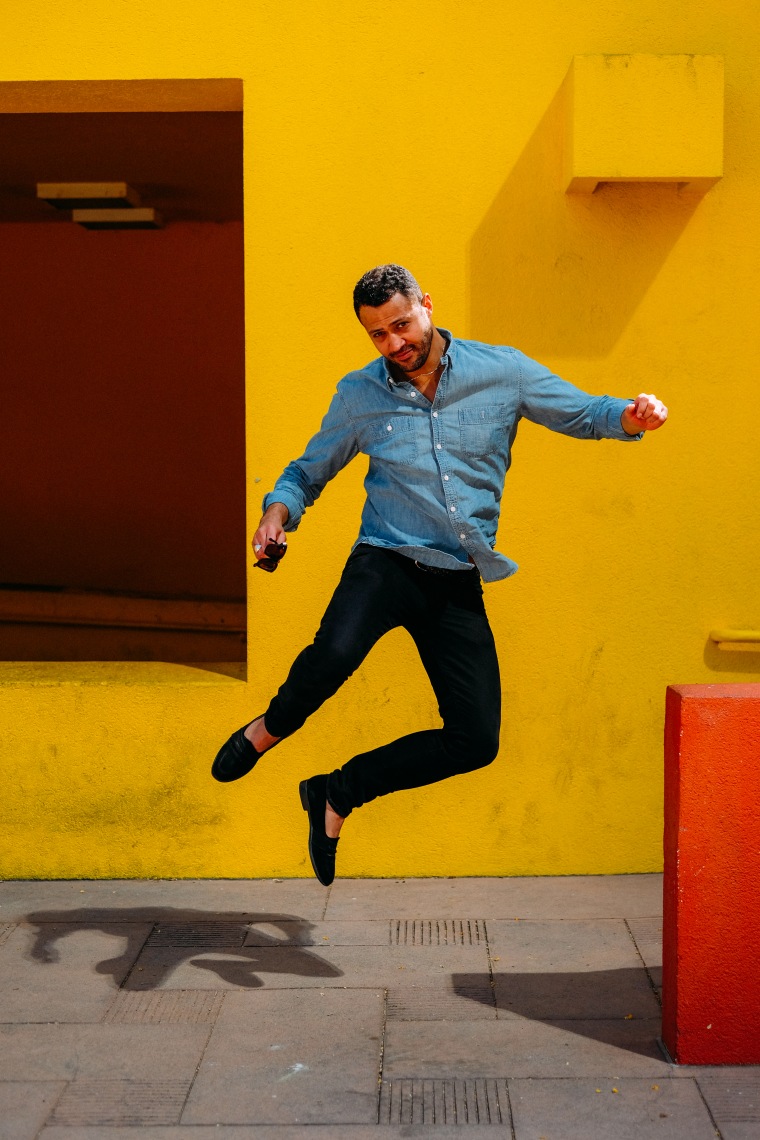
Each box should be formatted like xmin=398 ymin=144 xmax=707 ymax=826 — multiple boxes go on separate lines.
xmin=436 ymin=444 xmax=442 ymax=450
xmin=386 ymin=424 xmax=392 ymax=432
xmin=443 ymin=475 xmax=449 ymax=481
xmin=459 ymin=533 xmax=466 ymax=540
xmin=450 ymin=505 xmax=456 ymax=512
xmin=410 ymin=392 xmax=417 ymax=398
xmin=432 ymin=411 xmax=438 ymax=418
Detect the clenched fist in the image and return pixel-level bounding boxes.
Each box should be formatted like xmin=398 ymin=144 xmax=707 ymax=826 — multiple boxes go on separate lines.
xmin=621 ymin=393 xmax=668 ymax=435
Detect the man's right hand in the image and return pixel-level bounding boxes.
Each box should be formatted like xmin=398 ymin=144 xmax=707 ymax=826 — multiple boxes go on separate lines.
xmin=252 ymin=502 xmax=290 ymax=566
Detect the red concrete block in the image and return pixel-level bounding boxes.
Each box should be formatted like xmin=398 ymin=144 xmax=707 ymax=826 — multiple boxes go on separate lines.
xmin=662 ymin=683 xmax=760 ymax=1064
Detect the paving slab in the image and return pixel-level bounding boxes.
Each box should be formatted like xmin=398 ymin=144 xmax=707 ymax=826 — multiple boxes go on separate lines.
xmin=485 ymin=919 xmax=661 ymax=1019
xmin=17 ymin=906 xmax=322 ymax=941
xmin=49 ymin=1079 xmax=190 ymax=1127
xmin=509 ymin=1077 xmax=717 ymax=1139
xmin=383 ymin=1017 xmax=673 ymax=1079
xmin=122 ymin=943 xmax=345 ymax=991
xmin=182 ymin=988 xmax=383 ymax=1125
xmin=17 ymin=909 xmax=331 ymax=993
xmin=0 ymin=1080 xmax=65 ymax=1140
xmin=126 ymin=942 xmax=490 ymax=992
xmin=491 ymin=966 xmax=661 ymax=1020
xmin=695 ymin=1071 xmax=760 ymax=1140
xmin=0 ymin=1023 xmax=209 ymax=1081
xmin=0 ymin=879 xmax=328 ymax=922
xmin=244 ymin=919 xmax=393 ymax=946
xmin=40 ymin=1128 xmax=510 ymax=1139
xmin=486 ymin=918 xmax=644 ymax=968
xmin=103 ymin=989 xmax=226 ymax=1025
xmin=0 ymin=922 xmax=151 ymax=1022
xmin=244 ymin=917 xmax=487 ymax=947
xmin=326 ymin=875 xmax=663 ymax=919
xmin=386 ymin=981 xmax=497 ymax=1022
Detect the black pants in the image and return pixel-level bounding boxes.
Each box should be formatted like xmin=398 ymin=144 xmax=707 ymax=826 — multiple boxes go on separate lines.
xmin=264 ymin=545 xmax=501 ymax=817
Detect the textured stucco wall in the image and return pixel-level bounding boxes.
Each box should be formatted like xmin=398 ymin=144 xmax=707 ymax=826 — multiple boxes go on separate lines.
xmin=1 ymin=0 xmax=758 ymax=878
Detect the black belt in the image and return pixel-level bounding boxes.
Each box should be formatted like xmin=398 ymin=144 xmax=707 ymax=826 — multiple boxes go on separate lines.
xmin=413 ymin=560 xmax=469 ymax=576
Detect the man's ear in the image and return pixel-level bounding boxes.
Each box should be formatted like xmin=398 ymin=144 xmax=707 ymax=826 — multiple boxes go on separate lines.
xmin=421 ymin=292 xmax=433 ymax=315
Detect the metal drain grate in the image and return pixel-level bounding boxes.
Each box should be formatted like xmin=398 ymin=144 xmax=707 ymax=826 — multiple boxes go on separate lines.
xmin=104 ymin=989 xmax=225 ymax=1024
xmin=389 ymin=919 xmax=485 ymax=946
xmin=147 ymin=922 xmax=248 ymax=948
xmin=379 ymin=1078 xmax=509 ymax=1125
xmin=698 ymin=1076 xmax=760 ymax=1123
xmin=50 ymin=1080 xmax=189 ymax=1126
xmin=387 ymin=981 xmax=496 ymax=1020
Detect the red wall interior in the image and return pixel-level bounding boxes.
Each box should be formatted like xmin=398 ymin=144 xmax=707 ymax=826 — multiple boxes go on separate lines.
xmin=0 ymin=221 xmax=246 ymax=600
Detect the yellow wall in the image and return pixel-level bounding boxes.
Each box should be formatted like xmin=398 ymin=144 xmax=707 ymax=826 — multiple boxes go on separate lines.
xmin=2 ymin=0 xmax=758 ymax=878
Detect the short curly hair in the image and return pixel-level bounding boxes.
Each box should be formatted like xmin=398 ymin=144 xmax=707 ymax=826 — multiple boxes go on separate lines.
xmin=352 ymin=264 xmax=423 ymax=317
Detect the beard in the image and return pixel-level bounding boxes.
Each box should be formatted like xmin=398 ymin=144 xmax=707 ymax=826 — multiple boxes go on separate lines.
xmin=392 ymin=320 xmax=434 ymax=374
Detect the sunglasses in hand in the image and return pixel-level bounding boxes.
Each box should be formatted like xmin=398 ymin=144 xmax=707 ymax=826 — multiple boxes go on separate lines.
xmin=254 ymin=539 xmax=288 ymax=573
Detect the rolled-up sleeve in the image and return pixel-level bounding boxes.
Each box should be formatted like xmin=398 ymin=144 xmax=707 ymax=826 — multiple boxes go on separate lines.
xmin=262 ymin=388 xmax=360 ymax=531
xmin=515 ymin=350 xmax=643 ymax=442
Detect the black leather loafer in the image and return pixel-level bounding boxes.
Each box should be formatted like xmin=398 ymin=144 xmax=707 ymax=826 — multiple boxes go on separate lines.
xmin=299 ymin=775 xmax=339 ymax=886
xmin=212 ymin=715 xmax=270 ymax=783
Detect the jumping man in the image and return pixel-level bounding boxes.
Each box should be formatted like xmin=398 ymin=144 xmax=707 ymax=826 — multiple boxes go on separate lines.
xmin=212 ymin=264 xmax=668 ymax=885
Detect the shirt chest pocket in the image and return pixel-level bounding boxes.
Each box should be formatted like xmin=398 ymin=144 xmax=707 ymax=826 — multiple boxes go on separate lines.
xmin=458 ymin=404 xmax=511 ymax=455
xmin=364 ymin=415 xmax=420 ymax=463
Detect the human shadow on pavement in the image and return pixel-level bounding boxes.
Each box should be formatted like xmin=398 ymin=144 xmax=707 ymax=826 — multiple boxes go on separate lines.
xmin=23 ymin=908 xmax=344 ymax=990
xmin=453 ymin=969 xmax=663 ymax=1056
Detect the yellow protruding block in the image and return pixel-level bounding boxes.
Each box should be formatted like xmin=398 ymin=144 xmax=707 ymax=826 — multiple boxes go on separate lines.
xmin=565 ymin=54 xmax=724 ymax=193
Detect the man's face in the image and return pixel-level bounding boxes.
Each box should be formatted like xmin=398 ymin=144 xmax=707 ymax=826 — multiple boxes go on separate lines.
xmin=358 ymin=292 xmax=435 ymax=374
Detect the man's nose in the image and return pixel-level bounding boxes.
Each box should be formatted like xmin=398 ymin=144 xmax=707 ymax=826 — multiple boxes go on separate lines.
xmin=388 ymin=334 xmax=405 ymax=354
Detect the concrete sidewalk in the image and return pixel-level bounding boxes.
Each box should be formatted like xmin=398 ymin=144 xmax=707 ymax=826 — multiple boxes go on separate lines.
xmin=0 ymin=875 xmax=757 ymax=1139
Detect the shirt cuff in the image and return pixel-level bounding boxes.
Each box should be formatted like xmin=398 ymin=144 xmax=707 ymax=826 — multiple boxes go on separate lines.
xmin=607 ymin=396 xmax=644 ymax=441
xmin=262 ymin=488 xmax=304 ymax=531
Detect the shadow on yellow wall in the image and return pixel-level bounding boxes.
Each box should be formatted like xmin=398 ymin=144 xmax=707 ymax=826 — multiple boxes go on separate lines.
xmin=470 ymin=82 xmax=702 ymax=358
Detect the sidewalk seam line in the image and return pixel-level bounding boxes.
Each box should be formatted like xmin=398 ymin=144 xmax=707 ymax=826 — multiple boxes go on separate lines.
xmin=623 ymin=916 xmax=662 ymax=1009
xmin=177 ymin=1021 xmax=216 ymax=1125
xmin=376 ymin=987 xmax=389 ymax=1123
xmin=503 ymin=1078 xmax=518 ymax=1140
xmin=33 ymin=1077 xmax=69 ymax=1140
xmin=483 ymin=918 xmax=499 ymax=1019
xmin=693 ymin=1075 xmax=725 ymax=1140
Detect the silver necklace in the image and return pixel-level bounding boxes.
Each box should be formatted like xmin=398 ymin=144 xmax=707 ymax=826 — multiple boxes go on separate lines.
xmin=411 ymin=358 xmax=443 ymax=383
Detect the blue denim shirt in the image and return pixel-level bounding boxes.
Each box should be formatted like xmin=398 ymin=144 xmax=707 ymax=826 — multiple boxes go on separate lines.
xmin=264 ymin=331 xmax=641 ymax=583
